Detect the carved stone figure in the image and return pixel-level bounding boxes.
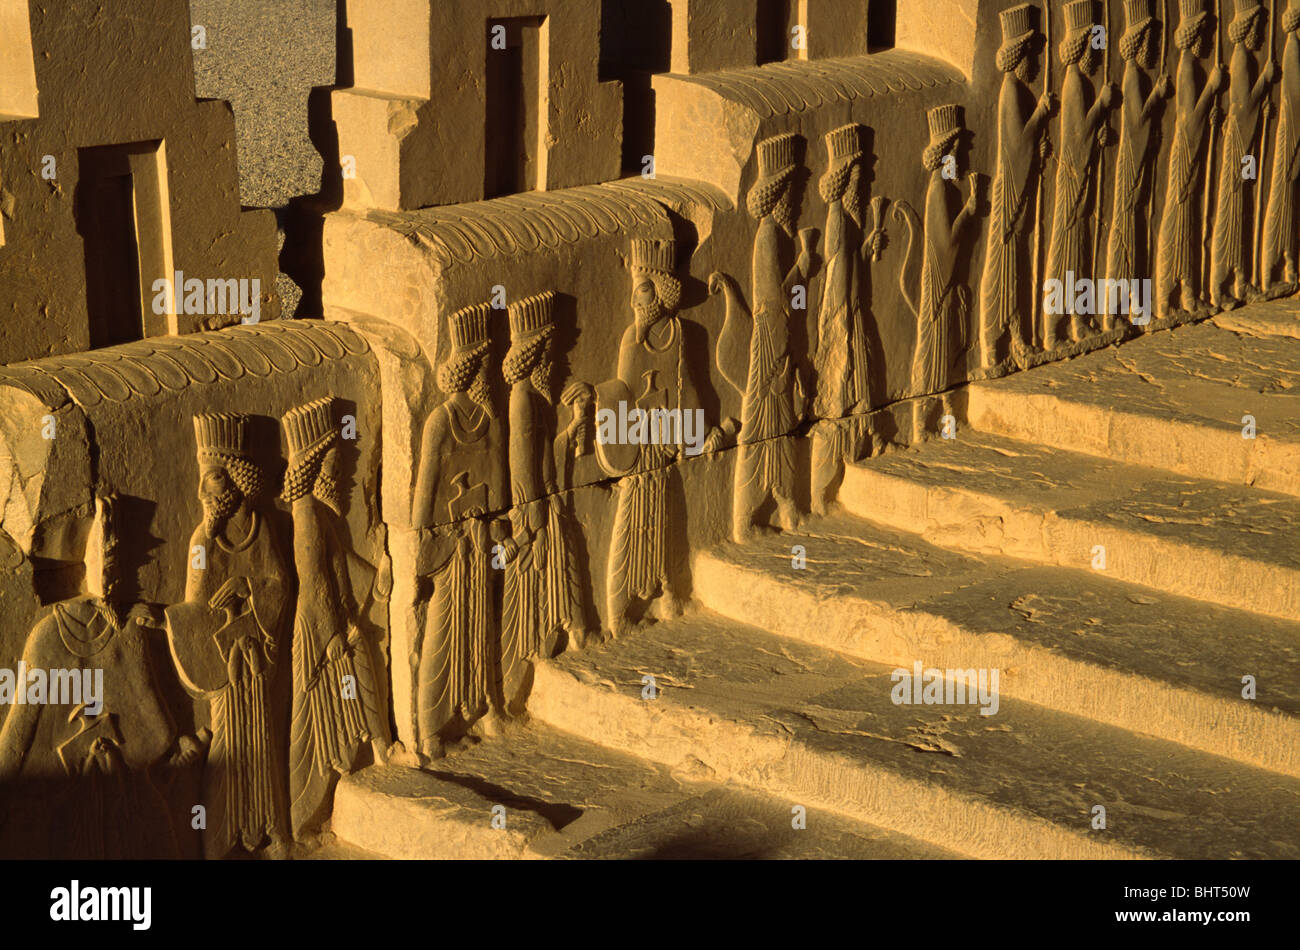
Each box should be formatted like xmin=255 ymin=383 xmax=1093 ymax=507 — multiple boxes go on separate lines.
xmin=1262 ymin=3 xmax=1300 ymax=286
xmin=411 ymin=304 xmax=507 ymax=759
xmin=1208 ymin=0 xmax=1276 ymax=308
xmin=810 ymin=125 xmax=886 ymax=513
xmin=165 ymin=414 xmax=291 ymax=858
xmin=1044 ymin=0 xmax=1119 ymax=347
xmin=499 ymin=292 xmax=587 ymax=712
xmin=895 ymin=104 xmax=979 ymax=439
xmin=593 ymin=239 xmax=727 ymax=635
xmin=1156 ymin=0 xmax=1225 ymax=316
xmin=979 ymin=3 xmax=1056 ymax=366
xmin=1103 ymin=0 xmax=1174 ymax=329
xmin=0 ymin=495 xmax=185 ymax=859
xmin=284 ymin=397 xmax=388 ymax=841
xmin=711 ymin=132 xmax=815 ymax=542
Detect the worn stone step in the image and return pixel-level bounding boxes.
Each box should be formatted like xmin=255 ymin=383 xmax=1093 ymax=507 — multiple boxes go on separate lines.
xmin=330 ymin=724 xmax=946 ymax=859
xmin=963 ymin=319 xmax=1300 ymax=495
xmin=528 ymin=614 xmax=1300 ymax=859
xmin=692 ymin=515 xmax=1300 ymax=778
xmin=839 ymin=429 xmax=1300 ymax=621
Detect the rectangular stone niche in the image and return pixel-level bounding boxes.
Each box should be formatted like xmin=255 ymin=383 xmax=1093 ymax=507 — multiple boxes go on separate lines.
xmin=75 ymin=140 xmax=175 ymax=346
xmin=484 ymin=15 xmax=546 ymax=199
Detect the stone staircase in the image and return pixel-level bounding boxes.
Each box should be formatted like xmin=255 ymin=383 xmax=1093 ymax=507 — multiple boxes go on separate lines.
xmin=324 ymin=304 xmax=1300 ymax=859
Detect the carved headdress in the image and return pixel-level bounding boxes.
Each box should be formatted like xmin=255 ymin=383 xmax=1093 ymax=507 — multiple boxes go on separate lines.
xmin=1175 ymin=0 xmax=1209 ymax=46
xmin=507 ymin=291 xmax=556 ymax=343
xmin=755 ymin=132 xmax=799 ymax=191
xmin=629 ymin=238 xmax=683 ymax=312
xmin=449 ymin=302 xmax=490 ymax=353
xmin=503 ymin=291 xmax=557 ymax=396
xmin=1228 ymin=0 xmax=1265 ymax=41
xmin=927 ymin=104 xmax=963 ymax=153
xmin=195 ymin=412 xmax=252 ymax=462
xmin=629 ymin=238 xmax=677 ymax=278
xmin=193 ymin=412 xmax=266 ymax=500
xmin=999 ymin=3 xmax=1037 ymax=54
xmin=1063 ymin=0 xmax=1095 ymax=34
xmin=284 ymin=397 xmax=336 ymax=465
xmin=283 ymin=397 xmax=337 ymax=503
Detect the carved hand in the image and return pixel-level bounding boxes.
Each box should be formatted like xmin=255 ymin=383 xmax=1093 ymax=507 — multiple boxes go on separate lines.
xmin=1209 ymin=65 xmax=1224 ymax=92
xmin=1264 ymin=60 xmax=1278 ymax=85
xmin=1157 ymin=74 xmax=1173 ymax=99
xmin=168 ymin=735 xmax=203 ymax=768
xmin=208 ymin=576 xmax=251 ymax=613
xmin=1037 ymin=90 xmax=1057 ymax=114
xmin=865 ymin=227 xmax=887 ymax=259
xmin=325 ymin=633 xmax=348 ymax=662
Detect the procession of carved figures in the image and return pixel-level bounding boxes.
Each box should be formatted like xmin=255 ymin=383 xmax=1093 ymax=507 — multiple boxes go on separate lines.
xmin=4 ymin=0 xmax=1300 ymax=860
xmin=0 ymin=401 xmax=391 ymax=859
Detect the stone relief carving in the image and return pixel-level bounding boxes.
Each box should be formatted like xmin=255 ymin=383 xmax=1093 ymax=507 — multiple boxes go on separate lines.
xmin=0 ymin=495 xmax=182 ymax=859
xmin=498 ymin=292 xmax=589 ymax=713
xmin=165 ymin=413 xmax=291 ymax=858
xmin=1156 ymin=0 xmax=1224 ymax=317
xmin=1262 ymin=3 xmax=1300 ymax=288
xmin=411 ymin=304 xmax=507 ymax=760
xmin=593 ymin=239 xmax=729 ymax=635
xmin=1208 ymin=0 xmax=1276 ymax=308
xmin=810 ymin=124 xmax=887 ymax=513
xmin=895 ymin=105 xmax=981 ymax=439
xmin=980 ymin=3 xmax=1057 ymax=369
xmin=283 ymin=397 xmax=389 ymax=841
xmin=1044 ymin=0 xmax=1119 ymax=348
xmin=1103 ymin=0 xmax=1173 ymax=329
xmin=710 ymin=132 xmax=815 ymax=542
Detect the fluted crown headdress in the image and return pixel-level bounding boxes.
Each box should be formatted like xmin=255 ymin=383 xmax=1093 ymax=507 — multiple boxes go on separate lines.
xmin=507 ymin=291 xmax=556 ymax=342
xmin=194 ymin=413 xmax=251 ymax=461
xmin=449 ymin=303 xmax=490 ymax=351
xmin=629 ymin=238 xmax=676 ymax=277
xmin=1000 ymin=3 xmax=1036 ymax=42
xmin=927 ymin=104 xmax=962 ymax=147
xmin=1123 ymin=0 xmax=1153 ymax=28
xmin=1064 ymin=0 xmax=1095 ymax=33
xmin=826 ymin=124 xmax=864 ymax=166
xmin=283 ymin=397 xmax=336 ymax=463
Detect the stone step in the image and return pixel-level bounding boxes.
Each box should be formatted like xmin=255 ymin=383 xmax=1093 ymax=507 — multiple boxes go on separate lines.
xmin=528 ymin=613 xmax=1300 ymax=859
xmin=839 ymin=429 xmax=1300 ymax=621
xmin=330 ymin=724 xmax=946 ymax=859
xmin=693 ymin=515 xmax=1300 ymax=778
xmin=962 ymin=320 xmax=1300 ymax=496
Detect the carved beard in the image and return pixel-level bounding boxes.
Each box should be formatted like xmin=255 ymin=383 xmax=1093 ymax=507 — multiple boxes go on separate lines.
xmin=634 ymin=297 xmax=666 ymax=344
xmin=531 ymin=357 xmax=554 ymax=406
xmin=202 ymin=486 xmax=242 ymax=536
xmin=314 ymin=472 xmax=343 ymax=516
xmin=844 ymin=172 xmax=864 ymax=230
xmin=773 ymin=192 xmax=797 ymax=235
xmin=467 ymin=369 xmax=495 ymax=419
xmin=1015 ymin=55 xmax=1032 ymax=83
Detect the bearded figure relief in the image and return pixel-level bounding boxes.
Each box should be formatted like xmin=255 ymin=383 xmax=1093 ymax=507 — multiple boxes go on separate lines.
xmin=1156 ymin=0 xmax=1224 ymax=316
xmin=1208 ymin=0 xmax=1275 ymax=309
xmin=810 ymin=123 xmax=886 ymax=514
xmin=1043 ymin=0 xmax=1118 ymax=347
xmin=592 ymin=239 xmax=728 ymax=635
xmin=895 ymin=104 xmax=980 ymax=440
xmin=283 ymin=397 xmax=388 ymax=841
xmin=498 ymin=291 xmax=587 ymax=714
xmin=165 ymin=413 xmax=291 ymax=858
xmin=411 ymin=303 xmax=507 ymax=760
xmin=711 ymin=132 xmax=816 ymax=542
xmin=1103 ymin=0 xmax=1173 ymax=330
xmin=979 ymin=2 xmax=1055 ymax=367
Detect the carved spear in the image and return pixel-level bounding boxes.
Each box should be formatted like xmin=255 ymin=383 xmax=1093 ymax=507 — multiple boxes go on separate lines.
xmin=1202 ymin=0 xmax=1224 ymax=299
xmin=1255 ymin=0 xmax=1278 ymax=287
xmin=1032 ymin=1 xmax=1053 ymax=351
